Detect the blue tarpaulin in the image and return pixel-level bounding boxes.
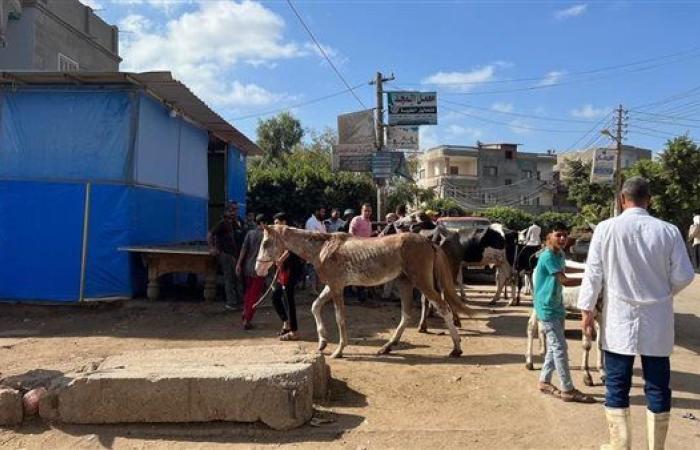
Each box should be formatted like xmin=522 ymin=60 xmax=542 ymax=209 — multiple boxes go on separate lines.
xmin=227 ymin=144 xmax=247 ymax=215
xmin=0 ymin=87 xmax=217 ymax=303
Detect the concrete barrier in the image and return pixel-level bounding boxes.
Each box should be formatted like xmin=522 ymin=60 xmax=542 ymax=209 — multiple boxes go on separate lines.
xmin=39 ymin=345 xmax=330 ymax=430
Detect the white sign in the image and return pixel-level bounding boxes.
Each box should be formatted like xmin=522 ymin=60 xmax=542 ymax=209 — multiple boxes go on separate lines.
xmin=591 ymin=148 xmax=616 ymax=183
xmin=386 ymin=126 xmax=419 ymax=150
xmin=337 ymin=109 xmax=375 ymax=146
xmin=387 ymin=91 xmax=437 ymax=126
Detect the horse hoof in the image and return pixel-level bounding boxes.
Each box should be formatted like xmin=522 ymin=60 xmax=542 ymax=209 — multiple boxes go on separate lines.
xmin=583 ymin=374 xmax=594 ymax=387
xmin=330 ymin=351 xmax=343 ymax=359
xmin=525 ymin=362 xmax=534 ymax=371
xmin=417 ymin=327 xmax=428 ymax=334
xmin=453 ymin=318 xmax=462 ymax=327
xmin=318 ymin=340 xmax=327 ymax=352
xmin=377 ymin=346 xmax=392 ymax=355
xmin=600 ymin=375 xmax=607 ymax=385
xmin=448 ymin=349 xmax=462 ymax=358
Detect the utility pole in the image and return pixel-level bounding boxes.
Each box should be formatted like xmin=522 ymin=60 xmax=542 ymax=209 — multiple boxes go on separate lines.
xmin=370 ymin=71 xmax=395 ymax=220
xmin=613 ymin=104 xmax=625 ymax=216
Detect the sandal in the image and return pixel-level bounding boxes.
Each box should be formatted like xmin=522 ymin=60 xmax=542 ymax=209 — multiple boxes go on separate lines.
xmin=277 ymin=328 xmax=291 ymax=336
xmin=560 ymin=388 xmax=596 ymax=403
xmin=539 ymin=382 xmax=561 ymax=398
xmin=279 ymin=332 xmax=299 ymax=341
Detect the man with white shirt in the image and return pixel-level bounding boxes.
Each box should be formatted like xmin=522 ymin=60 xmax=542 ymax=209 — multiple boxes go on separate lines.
xmin=577 ymin=177 xmax=695 ymax=450
xmin=305 ymin=207 xmax=327 ymax=233
xmin=523 ymin=222 xmax=542 ymax=247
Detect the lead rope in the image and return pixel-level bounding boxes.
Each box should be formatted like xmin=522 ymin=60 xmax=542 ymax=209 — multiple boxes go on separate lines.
xmin=252 ymin=264 xmax=282 ymax=310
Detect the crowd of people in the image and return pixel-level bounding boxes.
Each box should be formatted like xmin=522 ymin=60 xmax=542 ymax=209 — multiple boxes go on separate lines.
xmin=206 ymin=201 xmax=445 ymax=339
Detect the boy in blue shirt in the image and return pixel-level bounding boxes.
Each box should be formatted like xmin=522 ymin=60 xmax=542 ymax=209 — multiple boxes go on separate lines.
xmin=534 ymin=222 xmax=595 ymax=403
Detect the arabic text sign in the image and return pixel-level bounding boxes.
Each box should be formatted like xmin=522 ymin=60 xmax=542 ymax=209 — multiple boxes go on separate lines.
xmin=372 ymin=152 xmax=410 ymax=179
xmin=332 ymin=153 xmax=373 ymax=172
xmin=387 ymin=91 xmax=437 ymax=126
xmin=386 ymin=126 xmax=419 ymax=150
xmin=590 ymin=148 xmax=616 ymax=183
xmin=333 ymin=143 xmax=375 ymax=156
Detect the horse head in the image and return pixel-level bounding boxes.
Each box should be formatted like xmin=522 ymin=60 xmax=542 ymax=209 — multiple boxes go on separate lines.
xmin=255 ymin=225 xmax=286 ymax=276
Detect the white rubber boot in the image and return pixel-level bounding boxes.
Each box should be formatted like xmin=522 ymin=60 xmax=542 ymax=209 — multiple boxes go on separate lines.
xmin=646 ymin=409 xmax=670 ymax=450
xmin=600 ymin=407 xmax=631 ymax=450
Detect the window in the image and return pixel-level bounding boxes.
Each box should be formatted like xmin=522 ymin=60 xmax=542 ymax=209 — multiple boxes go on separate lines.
xmin=505 ymin=179 xmax=512 ymax=185
xmin=483 ymin=166 xmax=498 ymax=177
xmin=483 ymin=193 xmax=497 ymax=204
xmin=534 ymin=196 xmax=540 ymax=206
xmin=520 ymin=195 xmax=534 ymax=206
xmin=536 ymin=171 xmax=541 ymax=180
xmin=418 ymin=169 xmax=425 ymax=179
xmin=522 ymin=169 xmax=533 ymax=179
xmin=449 ymin=166 xmax=459 ymax=175
xmin=58 ymin=53 xmax=79 ymax=72
xmin=505 ymin=150 xmax=514 ymax=160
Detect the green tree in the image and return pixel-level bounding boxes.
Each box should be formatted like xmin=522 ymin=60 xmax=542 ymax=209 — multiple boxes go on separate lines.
xmin=386 ymin=179 xmax=436 ymax=213
xmin=255 ymin=112 xmax=304 ymax=160
xmin=479 ymin=206 xmax=534 ymax=230
xmin=247 ymin=129 xmax=375 ymax=222
xmin=626 ymin=135 xmax=700 ymax=232
xmin=536 ymin=211 xmax=577 ymax=232
xmin=563 ymin=159 xmax=615 ymax=224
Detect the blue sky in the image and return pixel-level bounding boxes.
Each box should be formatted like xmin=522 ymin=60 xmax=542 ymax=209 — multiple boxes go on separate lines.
xmin=88 ymin=0 xmax=700 ymax=154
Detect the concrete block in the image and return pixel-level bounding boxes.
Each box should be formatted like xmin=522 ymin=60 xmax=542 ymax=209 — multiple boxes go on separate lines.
xmin=0 ymin=387 xmax=23 ymax=426
xmin=39 ymin=345 xmax=330 ymax=430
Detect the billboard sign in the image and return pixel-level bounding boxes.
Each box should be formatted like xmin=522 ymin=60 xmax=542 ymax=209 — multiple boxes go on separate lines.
xmin=337 ymin=109 xmax=375 ymax=146
xmin=387 ymin=91 xmax=437 ymax=126
xmin=386 ymin=126 xmax=419 ymax=150
xmin=591 ymin=148 xmax=616 ymax=183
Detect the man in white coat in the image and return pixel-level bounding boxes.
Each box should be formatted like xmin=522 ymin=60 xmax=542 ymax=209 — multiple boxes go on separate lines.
xmin=578 ymin=177 xmax=695 ymax=450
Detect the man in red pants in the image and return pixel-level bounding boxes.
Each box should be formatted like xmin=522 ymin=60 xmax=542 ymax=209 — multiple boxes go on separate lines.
xmin=236 ymin=214 xmax=267 ymax=330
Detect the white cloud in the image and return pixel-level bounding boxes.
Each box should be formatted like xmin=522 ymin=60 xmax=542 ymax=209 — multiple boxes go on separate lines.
xmin=119 ymin=2 xmax=304 ymax=108
xmin=491 ymin=102 xmax=514 ymax=113
xmin=447 ymin=125 xmax=483 ymax=140
xmin=509 ymin=119 xmax=531 ymax=134
xmin=538 ymin=70 xmax=565 ymax=86
xmin=422 ymin=65 xmax=497 ymax=92
xmin=571 ymin=104 xmax=609 ymax=119
xmin=554 ymin=4 xmax=588 ymax=20
xmin=79 ymin=0 xmax=102 ymax=9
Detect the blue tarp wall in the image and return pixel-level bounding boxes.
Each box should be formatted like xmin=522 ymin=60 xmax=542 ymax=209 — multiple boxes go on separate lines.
xmin=0 ymin=87 xmax=213 ymax=302
xmin=227 ymin=144 xmax=247 ymax=215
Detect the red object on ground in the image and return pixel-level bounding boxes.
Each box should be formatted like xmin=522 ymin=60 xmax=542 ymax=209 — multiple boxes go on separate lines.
xmin=22 ymin=387 xmax=47 ymax=416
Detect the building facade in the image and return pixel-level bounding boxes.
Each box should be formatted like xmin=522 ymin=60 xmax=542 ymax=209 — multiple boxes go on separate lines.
xmin=417 ymin=143 xmax=559 ymax=214
xmin=0 ymin=0 xmax=119 ymax=71
xmin=555 ymin=145 xmax=653 ymax=177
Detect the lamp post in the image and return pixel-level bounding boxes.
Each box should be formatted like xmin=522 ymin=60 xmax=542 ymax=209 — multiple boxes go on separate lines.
xmin=601 ymin=128 xmax=622 ymax=216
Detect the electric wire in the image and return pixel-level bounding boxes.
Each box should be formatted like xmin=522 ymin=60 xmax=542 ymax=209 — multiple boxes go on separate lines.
xmin=285 ymin=0 xmax=367 ymax=108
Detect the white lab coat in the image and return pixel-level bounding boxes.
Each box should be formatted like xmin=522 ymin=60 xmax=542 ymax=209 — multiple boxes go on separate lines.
xmin=577 ymin=208 xmax=695 ymax=356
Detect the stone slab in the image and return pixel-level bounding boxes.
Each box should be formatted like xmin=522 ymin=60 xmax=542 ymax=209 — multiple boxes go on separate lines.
xmin=39 ymin=345 xmax=330 ymax=430
xmin=0 ymin=387 xmax=23 ymax=426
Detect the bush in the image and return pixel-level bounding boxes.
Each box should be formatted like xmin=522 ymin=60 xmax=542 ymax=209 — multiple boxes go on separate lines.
xmin=479 ymin=206 xmax=534 ymax=230
xmin=536 ymin=212 xmax=577 ymax=233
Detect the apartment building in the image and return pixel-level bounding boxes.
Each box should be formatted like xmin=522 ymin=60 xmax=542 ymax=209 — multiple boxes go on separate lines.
xmin=0 ymin=0 xmax=120 ymax=71
xmin=417 ymin=142 xmax=559 ymax=214
xmin=555 ymin=145 xmax=653 ymax=177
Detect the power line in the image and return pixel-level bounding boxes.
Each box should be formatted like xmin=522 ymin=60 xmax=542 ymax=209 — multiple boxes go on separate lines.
xmin=441 ymin=101 xmax=590 ymax=133
xmin=410 ymin=46 xmax=700 ymax=87
xmin=231 ymin=82 xmax=368 ymax=121
xmin=562 ymin=113 xmax=615 ymax=152
xmin=285 ymin=0 xmax=366 ymax=109
xmin=437 ymin=51 xmax=700 ymax=97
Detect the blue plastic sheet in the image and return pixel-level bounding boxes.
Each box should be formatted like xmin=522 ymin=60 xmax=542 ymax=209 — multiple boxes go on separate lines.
xmin=0 ymin=89 xmax=132 ymax=181
xmin=0 ymin=180 xmax=85 ymax=302
xmin=178 ymin=120 xmax=209 ymax=199
xmin=227 ymin=144 xmax=247 ymax=215
xmin=133 ymin=95 xmax=179 ymax=190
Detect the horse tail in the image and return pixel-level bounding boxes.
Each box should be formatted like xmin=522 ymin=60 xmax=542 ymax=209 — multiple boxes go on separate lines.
xmin=433 ymin=245 xmax=474 ymax=317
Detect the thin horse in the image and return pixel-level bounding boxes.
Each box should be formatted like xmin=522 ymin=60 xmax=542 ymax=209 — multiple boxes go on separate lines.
xmin=255 ymin=225 xmax=473 ymax=358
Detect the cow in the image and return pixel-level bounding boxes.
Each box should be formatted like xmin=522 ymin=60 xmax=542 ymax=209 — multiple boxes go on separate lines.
xmin=524 ymin=259 xmax=605 ymax=386
xmin=417 ymin=224 xmax=514 ymax=332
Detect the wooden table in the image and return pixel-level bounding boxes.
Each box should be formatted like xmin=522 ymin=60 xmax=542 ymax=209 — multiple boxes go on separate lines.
xmin=121 ymin=244 xmax=217 ymax=301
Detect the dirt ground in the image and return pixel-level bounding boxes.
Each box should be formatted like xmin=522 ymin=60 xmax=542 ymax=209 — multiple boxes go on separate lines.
xmin=1 ymin=276 xmax=699 ymax=449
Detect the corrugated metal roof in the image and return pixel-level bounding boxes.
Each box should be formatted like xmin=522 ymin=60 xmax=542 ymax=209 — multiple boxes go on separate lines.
xmin=0 ymin=71 xmax=262 ymax=155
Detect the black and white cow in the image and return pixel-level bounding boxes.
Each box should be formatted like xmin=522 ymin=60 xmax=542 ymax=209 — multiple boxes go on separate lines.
xmin=417 ymin=224 xmax=514 ymax=331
